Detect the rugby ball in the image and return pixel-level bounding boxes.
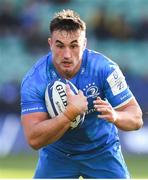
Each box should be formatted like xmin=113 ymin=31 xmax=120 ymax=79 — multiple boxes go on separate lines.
xmin=45 ymin=79 xmax=85 ymax=129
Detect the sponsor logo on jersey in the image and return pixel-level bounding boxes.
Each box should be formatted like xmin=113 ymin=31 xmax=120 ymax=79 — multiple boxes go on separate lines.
xmin=107 ymin=68 xmax=127 ymax=95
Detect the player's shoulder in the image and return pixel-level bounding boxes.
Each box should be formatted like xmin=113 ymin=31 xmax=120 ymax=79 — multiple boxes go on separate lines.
xmin=21 ymin=52 xmax=52 ymax=87
xmin=85 ymin=48 xmax=116 ymax=67
xmin=84 ymin=48 xmax=118 ymax=75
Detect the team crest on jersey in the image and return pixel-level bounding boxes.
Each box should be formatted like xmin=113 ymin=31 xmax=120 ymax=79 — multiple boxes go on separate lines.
xmin=83 ymin=83 xmax=99 ymax=99
xmin=82 ymin=82 xmax=99 ymax=115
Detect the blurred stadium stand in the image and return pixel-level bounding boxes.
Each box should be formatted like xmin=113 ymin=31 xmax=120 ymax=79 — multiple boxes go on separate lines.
xmin=0 ymin=0 xmax=148 ymax=156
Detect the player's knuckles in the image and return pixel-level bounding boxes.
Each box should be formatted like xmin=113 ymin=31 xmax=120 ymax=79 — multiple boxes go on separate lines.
xmin=78 ymin=90 xmax=84 ymax=95
xmin=85 ymin=101 xmax=88 ymax=106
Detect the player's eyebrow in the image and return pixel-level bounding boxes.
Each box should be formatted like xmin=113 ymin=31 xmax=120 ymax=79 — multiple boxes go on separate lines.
xmin=55 ymin=40 xmax=63 ymax=44
xmin=55 ymin=40 xmax=78 ymax=44
xmin=70 ymin=40 xmax=78 ymax=44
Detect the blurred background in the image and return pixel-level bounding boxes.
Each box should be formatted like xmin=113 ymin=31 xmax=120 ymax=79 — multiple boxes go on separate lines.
xmin=0 ymin=0 xmax=148 ymax=178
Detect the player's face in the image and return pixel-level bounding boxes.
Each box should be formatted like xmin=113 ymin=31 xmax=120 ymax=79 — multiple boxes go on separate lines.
xmin=48 ymin=30 xmax=87 ymax=79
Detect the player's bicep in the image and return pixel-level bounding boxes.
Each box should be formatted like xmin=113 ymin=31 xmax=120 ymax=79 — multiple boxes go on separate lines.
xmin=21 ymin=112 xmax=49 ymax=137
xmin=21 ymin=112 xmax=49 ymax=123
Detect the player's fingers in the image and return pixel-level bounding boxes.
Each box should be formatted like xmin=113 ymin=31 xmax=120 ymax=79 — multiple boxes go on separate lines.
xmin=96 ymin=96 xmax=101 ymax=100
xmin=95 ymin=105 xmax=112 ymax=114
xmin=95 ymin=104 xmax=111 ymax=109
xmin=97 ymin=110 xmax=117 ymax=123
xmin=78 ymin=90 xmax=88 ymax=102
xmin=101 ymin=107 xmax=111 ymax=113
xmin=97 ymin=114 xmax=110 ymax=119
xmin=93 ymin=97 xmax=108 ymax=105
xmin=78 ymin=89 xmax=84 ymax=96
xmin=66 ymin=84 xmax=73 ymax=97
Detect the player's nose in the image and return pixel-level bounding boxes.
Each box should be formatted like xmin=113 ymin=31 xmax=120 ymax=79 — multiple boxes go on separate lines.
xmin=63 ymin=47 xmax=71 ymax=59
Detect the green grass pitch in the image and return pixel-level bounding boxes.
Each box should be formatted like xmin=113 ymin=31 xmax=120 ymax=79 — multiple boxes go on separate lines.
xmin=0 ymin=153 xmax=148 ymax=178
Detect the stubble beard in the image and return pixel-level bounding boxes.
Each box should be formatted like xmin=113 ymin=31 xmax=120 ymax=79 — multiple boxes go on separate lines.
xmin=64 ymin=69 xmax=73 ymax=79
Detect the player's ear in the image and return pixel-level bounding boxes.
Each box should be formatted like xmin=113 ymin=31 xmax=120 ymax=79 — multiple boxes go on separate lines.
xmin=48 ymin=38 xmax=51 ymax=46
xmin=83 ymin=38 xmax=87 ymax=49
xmin=48 ymin=38 xmax=53 ymax=50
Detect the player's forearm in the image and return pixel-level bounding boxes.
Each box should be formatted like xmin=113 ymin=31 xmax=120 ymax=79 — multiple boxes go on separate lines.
xmin=114 ymin=106 xmax=143 ymax=131
xmin=25 ymin=114 xmax=71 ymax=150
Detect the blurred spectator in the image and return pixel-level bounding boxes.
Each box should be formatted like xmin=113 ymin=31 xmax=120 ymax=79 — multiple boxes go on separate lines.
xmin=19 ymin=0 xmax=40 ymax=31
xmin=0 ymin=1 xmax=20 ymax=36
xmin=49 ymin=0 xmax=71 ymax=4
xmin=125 ymin=72 xmax=148 ymax=115
xmin=92 ymin=9 xmax=133 ymax=41
xmin=92 ymin=9 xmax=111 ymax=40
xmin=0 ymin=81 xmax=20 ymax=114
xmin=23 ymin=21 xmax=49 ymax=54
xmin=135 ymin=16 xmax=148 ymax=40
xmin=19 ymin=0 xmax=49 ymax=54
xmin=109 ymin=15 xmax=134 ymax=40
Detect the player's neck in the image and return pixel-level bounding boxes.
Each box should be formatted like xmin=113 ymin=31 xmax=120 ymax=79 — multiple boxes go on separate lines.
xmin=54 ymin=62 xmax=81 ymax=80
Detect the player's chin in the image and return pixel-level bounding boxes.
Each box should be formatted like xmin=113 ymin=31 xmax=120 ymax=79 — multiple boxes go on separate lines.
xmin=62 ymin=66 xmax=73 ymax=74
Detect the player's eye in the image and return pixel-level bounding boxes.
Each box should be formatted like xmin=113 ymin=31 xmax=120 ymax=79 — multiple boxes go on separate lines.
xmin=56 ymin=44 xmax=64 ymax=49
xmin=70 ymin=44 xmax=78 ymax=49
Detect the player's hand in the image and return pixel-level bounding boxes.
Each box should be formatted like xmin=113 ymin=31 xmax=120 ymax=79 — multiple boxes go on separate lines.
xmin=93 ymin=97 xmax=118 ymax=123
xmin=66 ymin=84 xmax=88 ymax=114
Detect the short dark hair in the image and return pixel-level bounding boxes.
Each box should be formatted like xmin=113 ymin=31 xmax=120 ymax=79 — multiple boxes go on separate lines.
xmin=50 ymin=9 xmax=86 ymax=34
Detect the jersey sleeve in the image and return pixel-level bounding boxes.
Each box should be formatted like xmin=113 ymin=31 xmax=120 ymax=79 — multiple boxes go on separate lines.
xmin=21 ymin=71 xmax=48 ymax=115
xmin=103 ymin=63 xmax=134 ymax=109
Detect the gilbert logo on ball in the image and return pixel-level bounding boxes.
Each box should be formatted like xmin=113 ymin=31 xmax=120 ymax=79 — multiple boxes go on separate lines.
xmin=45 ymin=78 xmax=85 ymax=129
xmin=55 ymin=83 xmax=67 ymax=106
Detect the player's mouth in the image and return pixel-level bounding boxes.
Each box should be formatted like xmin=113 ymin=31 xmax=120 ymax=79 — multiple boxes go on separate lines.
xmin=62 ymin=61 xmax=72 ymax=68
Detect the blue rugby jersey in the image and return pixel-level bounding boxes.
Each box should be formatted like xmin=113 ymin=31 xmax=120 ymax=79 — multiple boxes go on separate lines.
xmin=21 ymin=48 xmax=133 ymax=157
